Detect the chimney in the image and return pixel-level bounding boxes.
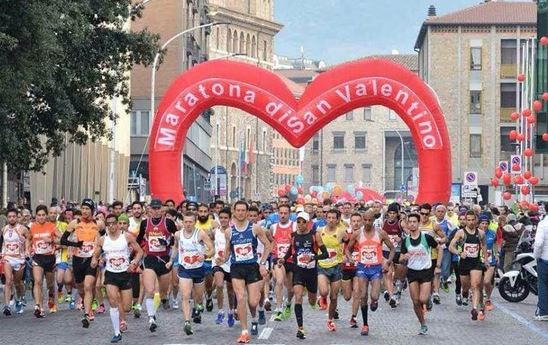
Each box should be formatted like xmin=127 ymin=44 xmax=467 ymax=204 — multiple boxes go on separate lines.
xmin=428 ymin=5 xmax=436 ymax=17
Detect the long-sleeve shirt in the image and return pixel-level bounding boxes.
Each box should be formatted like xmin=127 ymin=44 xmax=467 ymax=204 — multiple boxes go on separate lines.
xmin=534 ymin=216 xmax=548 ymax=261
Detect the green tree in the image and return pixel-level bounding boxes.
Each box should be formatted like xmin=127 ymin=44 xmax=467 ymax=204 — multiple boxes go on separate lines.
xmin=0 ymin=0 xmax=161 ymax=171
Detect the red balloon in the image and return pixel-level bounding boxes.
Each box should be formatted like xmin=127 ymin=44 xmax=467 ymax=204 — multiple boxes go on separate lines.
xmin=296 ymin=197 xmax=304 ymax=204
xmin=512 ymin=164 xmax=521 ymax=172
xmin=311 ymin=191 xmax=317 ymax=198
xmin=147 ymin=59 xmax=452 ymax=203
xmin=543 ymin=92 xmax=548 ymax=101
xmin=503 ymin=192 xmax=512 ymax=200
xmin=541 ymin=36 xmax=548 ymax=46
xmin=495 ymin=167 xmax=503 ymax=178
xmin=297 ymin=187 xmax=303 ymax=194
xmin=517 ymin=74 xmax=525 ymax=82
xmin=490 ymin=178 xmax=499 ymax=187
xmin=285 ymin=184 xmax=292 ymax=192
xmin=510 ymin=112 xmax=520 ymax=121
xmin=513 ymin=175 xmax=524 ymax=185
xmin=529 ymin=204 xmax=539 ymax=212
xmin=502 ymin=173 xmax=512 ymax=185
xmin=520 ymin=200 xmax=530 ymax=209
xmin=530 ymin=176 xmax=540 ymax=185
xmin=543 ymin=133 xmax=548 ymax=142
xmin=522 ymin=108 xmax=532 ymax=117
xmin=527 ymin=115 xmax=536 ymax=124
xmin=523 ymin=148 xmax=534 ymax=157
xmin=533 ymin=100 xmax=543 ymax=112
xmin=277 ymin=188 xmax=285 ymax=197
xmin=509 ymin=130 xmax=517 ymax=141
xmin=521 ymin=185 xmax=530 ymax=195
xmin=516 ymin=133 xmax=525 ymax=142
xmin=523 ymin=170 xmax=532 ymax=180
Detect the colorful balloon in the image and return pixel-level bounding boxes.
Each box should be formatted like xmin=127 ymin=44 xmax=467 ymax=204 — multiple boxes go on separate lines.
xmin=511 ymin=164 xmax=521 ymax=172
xmin=332 ymin=185 xmax=343 ymax=197
xmin=522 ymin=108 xmax=532 ymax=117
xmin=513 ymin=175 xmax=524 ymax=185
xmin=543 ymin=133 xmax=548 ymax=142
xmin=490 ymin=178 xmax=499 ymax=187
xmin=503 ymin=192 xmax=512 ymax=200
xmin=356 ymin=191 xmax=364 ymax=200
xmin=541 ymin=36 xmax=548 ymax=46
xmin=523 ymin=171 xmax=532 ymax=180
xmin=523 ymin=148 xmax=534 ymax=157
xmin=543 ymin=92 xmax=548 ymax=101
xmin=495 ymin=167 xmax=502 ymax=178
xmin=295 ymin=175 xmax=304 ymax=185
xmin=521 ymin=185 xmax=530 ymax=195
xmin=510 ymin=112 xmax=520 ymax=121
xmin=516 ymin=133 xmax=525 ymax=142
xmin=502 ymin=173 xmax=512 ymax=185
xmin=509 ymin=130 xmax=517 ymax=141
xmin=290 ymin=186 xmax=298 ymax=196
xmin=533 ymin=100 xmax=543 ymax=113
xmin=517 ymin=74 xmax=525 ymax=82
xmin=529 ymin=176 xmax=540 ymax=185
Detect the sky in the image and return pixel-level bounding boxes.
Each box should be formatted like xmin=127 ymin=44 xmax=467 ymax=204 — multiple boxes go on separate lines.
xmin=273 ymin=0 xmax=490 ymax=65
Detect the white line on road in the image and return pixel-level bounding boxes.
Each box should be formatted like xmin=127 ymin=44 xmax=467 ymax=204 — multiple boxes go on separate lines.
xmin=492 ymin=301 xmax=548 ymax=341
xmin=258 ymin=327 xmax=273 ymax=339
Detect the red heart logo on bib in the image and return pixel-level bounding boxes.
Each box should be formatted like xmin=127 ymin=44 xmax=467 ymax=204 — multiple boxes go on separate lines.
xmin=109 ymin=257 xmax=125 ymax=267
xmin=235 ymin=245 xmax=251 ymax=256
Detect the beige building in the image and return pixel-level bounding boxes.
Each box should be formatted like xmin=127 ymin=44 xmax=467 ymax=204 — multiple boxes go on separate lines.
xmin=415 ymin=1 xmax=547 ymax=201
xmin=208 ymin=0 xmax=283 ymax=201
xmin=278 ymin=55 xmax=419 ymax=199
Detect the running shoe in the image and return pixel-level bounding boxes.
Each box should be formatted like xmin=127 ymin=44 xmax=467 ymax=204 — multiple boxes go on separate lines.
xmin=133 ymin=303 xmax=142 ymax=318
xmin=120 ymin=320 xmax=127 ymax=333
xmin=326 ymin=319 xmax=336 ymax=332
xmin=389 ymin=297 xmax=397 ymax=308
xmin=48 ymin=298 xmax=56 ymax=312
xmin=282 ymin=305 xmax=291 ymax=320
xmin=432 ymin=293 xmax=441 ymax=305
xmin=350 ymin=316 xmax=358 ymax=328
xmin=192 ymin=308 xmax=202 ymax=324
xmin=88 ymin=311 xmax=95 ymax=321
xmin=264 ymin=299 xmax=272 ymax=311
xmin=206 ymin=297 xmax=214 ymax=312
xmin=91 ymin=299 xmax=98 ymax=312
xmin=334 ymin=308 xmax=339 ymax=320
xmin=370 ymin=300 xmax=378 ymax=312
xmin=57 ymin=292 xmax=64 ymax=304
xmin=69 ymin=300 xmax=76 ymax=310
xmin=274 ymin=310 xmax=283 ymax=321
xmin=149 ymin=316 xmax=157 ymax=332
xmin=82 ymin=314 xmax=90 ymax=328
xmin=296 ymin=327 xmax=306 ymax=339
xmin=3 ymin=306 xmax=12 ymax=316
xmin=383 ymin=291 xmax=390 ymax=302
xmin=34 ymin=305 xmax=43 ymax=318
xmin=227 ymin=312 xmax=235 ymax=327
xmin=96 ymin=304 xmax=106 ymax=314
xmin=426 ymin=298 xmax=433 ymax=311
xmin=462 ymin=296 xmax=469 ymax=306
xmin=64 ymin=295 xmax=72 ymax=303
xmin=478 ymin=310 xmax=486 ymax=321
xmin=184 ymin=320 xmax=193 ymax=335
xmin=258 ymin=310 xmax=266 ymax=325
xmin=161 ymin=299 xmax=170 ymax=310
xmin=456 ymin=294 xmax=463 ymax=306
xmin=471 ymin=308 xmax=478 ymax=321
xmin=419 ymin=324 xmax=428 ymax=335
xmin=15 ymin=300 xmax=23 ymax=314
xmin=360 ymin=325 xmax=369 ymax=336
xmin=250 ymin=321 xmax=259 ymax=336
xmin=196 ymin=303 xmax=204 ymax=313
xmin=216 ymin=311 xmax=225 ymax=325
xmin=237 ymin=331 xmax=250 ymax=344
xmin=110 ymin=334 xmax=122 ymax=343
xmin=172 ymin=299 xmax=179 ymax=310
xmin=534 ymin=315 xmax=548 ymax=321
xmin=319 ymin=296 xmax=328 ymax=310
xmin=485 ymin=300 xmax=494 ymax=311
xmin=441 ymin=282 xmax=449 ymax=293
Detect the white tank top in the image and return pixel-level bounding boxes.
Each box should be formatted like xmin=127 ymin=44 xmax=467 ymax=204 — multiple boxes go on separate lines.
xmin=2 ymin=225 xmax=25 ymax=258
xmin=178 ymin=229 xmax=204 ymax=270
xmin=103 ymin=233 xmax=130 ymax=273
xmin=214 ymin=227 xmax=230 ymax=273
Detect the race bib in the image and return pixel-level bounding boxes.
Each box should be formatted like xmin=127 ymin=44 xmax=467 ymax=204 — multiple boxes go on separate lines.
xmin=148 ymin=235 xmax=166 ymax=253
xmin=181 ymin=252 xmax=204 ymax=269
xmin=324 ymin=248 xmax=338 ymax=262
xmin=296 ymin=252 xmax=316 ymax=269
xmin=360 ymin=246 xmax=379 ymax=265
xmin=5 ymin=242 xmax=20 ymax=256
xmin=463 ymin=243 xmax=479 ymax=258
xmin=487 ymin=249 xmax=493 ymax=263
xmin=388 ymin=234 xmax=400 ymax=247
xmin=35 ymin=240 xmax=53 ymax=255
xmin=76 ymin=241 xmax=95 ymax=258
xmin=233 ymin=243 xmax=254 ymax=262
xmin=276 ymin=243 xmax=290 ymax=258
xmin=108 ymin=255 xmax=128 ymax=272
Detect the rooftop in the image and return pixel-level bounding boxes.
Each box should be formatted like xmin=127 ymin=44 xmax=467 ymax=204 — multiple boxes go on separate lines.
xmin=321 ymin=54 xmax=418 ymax=73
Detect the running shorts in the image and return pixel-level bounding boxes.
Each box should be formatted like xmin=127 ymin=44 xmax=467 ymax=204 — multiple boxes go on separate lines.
xmin=143 ymin=255 xmax=171 ymax=277
xmin=230 ymin=263 xmax=261 ymax=284
xmin=104 ymin=271 xmax=132 ymax=290
xmin=293 ymin=267 xmax=318 ymax=293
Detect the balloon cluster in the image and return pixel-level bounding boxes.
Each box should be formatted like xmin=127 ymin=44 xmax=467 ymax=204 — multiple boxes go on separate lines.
xmin=276 ymin=176 xmax=386 ymax=205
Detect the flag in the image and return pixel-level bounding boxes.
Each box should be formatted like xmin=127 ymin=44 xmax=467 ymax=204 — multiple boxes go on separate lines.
xmin=247 ymin=139 xmax=254 ymax=168
xmin=240 ymin=141 xmax=248 ymax=175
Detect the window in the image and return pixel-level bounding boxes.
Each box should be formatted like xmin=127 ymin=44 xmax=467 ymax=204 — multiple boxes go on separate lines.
xmin=354 ymin=132 xmax=366 ymax=150
xmin=263 ymin=40 xmax=267 ymax=61
xmin=262 ymin=129 xmax=267 ymax=152
xmin=501 ymin=83 xmax=517 ymax=108
xmin=216 ymin=27 xmax=220 ymax=50
xmin=312 ymin=133 xmax=320 ymax=151
xmin=344 ymin=164 xmax=354 ymax=183
xmin=363 ymin=107 xmax=372 ymax=121
xmin=345 ymin=111 xmax=353 ymax=120
xmin=232 ymin=126 xmax=236 ymax=148
xmin=500 ymin=127 xmax=516 ymax=152
xmin=501 ymin=39 xmax=517 ymax=64
xmin=312 ymin=165 xmax=320 ymax=185
xmin=327 ymin=164 xmax=336 ymax=182
xmin=470 ymin=91 xmax=481 ymax=113
xmin=227 ymin=29 xmax=232 ymax=52
xmin=362 ymin=164 xmax=372 ymax=183
xmin=130 ymin=111 xmax=150 ymax=136
xmin=333 ymin=132 xmax=345 ymax=150
xmin=470 ymin=47 xmax=482 ymax=70
xmin=388 ymin=109 xmax=397 ymax=120
xmin=470 ymin=134 xmax=482 ymax=158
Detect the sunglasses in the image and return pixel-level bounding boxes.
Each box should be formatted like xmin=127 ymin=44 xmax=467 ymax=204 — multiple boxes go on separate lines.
xmin=106 ymin=221 xmax=116 ymax=226
xmin=297 ymin=219 xmax=307 ymax=223
xmin=420 ymin=212 xmax=430 ymax=216
xmin=188 ymin=208 xmax=196 ymax=211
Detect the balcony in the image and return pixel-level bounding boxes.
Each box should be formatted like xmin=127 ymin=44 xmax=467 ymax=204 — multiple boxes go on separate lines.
xmin=500 ymin=64 xmax=517 ymax=79
xmin=500 ymin=107 xmax=514 ymax=123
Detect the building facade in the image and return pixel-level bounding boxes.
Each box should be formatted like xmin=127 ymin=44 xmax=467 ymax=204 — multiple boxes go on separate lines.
xmin=415 ymin=0 xmax=547 ymax=202
xmin=208 ymin=0 xmax=283 ymax=201
xmin=130 ymin=0 xmax=212 ymax=202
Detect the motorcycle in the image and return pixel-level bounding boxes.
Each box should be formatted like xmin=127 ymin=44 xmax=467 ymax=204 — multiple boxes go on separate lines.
xmin=498 ymin=226 xmax=538 ymax=302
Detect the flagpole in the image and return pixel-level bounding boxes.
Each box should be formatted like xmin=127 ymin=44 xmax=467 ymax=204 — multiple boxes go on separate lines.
xmin=237 ymin=140 xmax=241 ymax=201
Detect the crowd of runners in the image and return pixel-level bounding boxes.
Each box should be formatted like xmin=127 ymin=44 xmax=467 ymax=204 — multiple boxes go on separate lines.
xmin=0 ymin=196 xmax=546 ymax=343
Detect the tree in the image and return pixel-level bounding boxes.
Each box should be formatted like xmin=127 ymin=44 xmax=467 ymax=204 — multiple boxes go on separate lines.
xmin=0 ymin=0 xmax=161 ymax=171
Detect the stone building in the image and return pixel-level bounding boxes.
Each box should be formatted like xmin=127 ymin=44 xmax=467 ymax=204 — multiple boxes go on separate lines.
xmin=415 ymin=0 xmax=547 ymax=201
xmin=208 ymin=0 xmax=283 ymax=201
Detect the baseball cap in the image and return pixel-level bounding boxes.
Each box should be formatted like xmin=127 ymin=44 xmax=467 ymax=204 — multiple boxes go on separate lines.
xmin=150 ymin=198 xmax=162 ymax=209
xmin=81 ymin=198 xmax=95 ymax=212
xmin=117 ymin=213 xmax=129 ymax=223
xmin=507 ymin=213 xmax=517 ymax=222
xmin=296 ymin=212 xmax=310 ymax=222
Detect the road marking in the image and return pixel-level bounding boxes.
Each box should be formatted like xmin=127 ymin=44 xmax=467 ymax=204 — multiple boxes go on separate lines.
xmin=269 ymin=313 xmax=276 ymax=322
xmin=492 ymin=301 xmax=548 ymax=341
xmin=258 ymin=327 xmax=273 ymax=339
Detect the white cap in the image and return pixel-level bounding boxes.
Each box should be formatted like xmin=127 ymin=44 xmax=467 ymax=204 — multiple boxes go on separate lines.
xmin=296 ymin=212 xmax=310 ymax=222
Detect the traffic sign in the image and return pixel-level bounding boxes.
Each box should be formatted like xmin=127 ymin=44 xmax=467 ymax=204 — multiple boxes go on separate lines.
xmin=499 ymin=161 xmax=509 ymax=173
xmin=463 ymin=171 xmax=478 ymax=186
xmin=510 ymin=155 xmax=522 ymax=173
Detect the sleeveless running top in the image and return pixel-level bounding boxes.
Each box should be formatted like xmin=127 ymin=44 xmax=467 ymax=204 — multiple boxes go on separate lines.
xmin=292 ymin=231 xmax=317 ymax=269
xmin=143 ymin=217 xmax=171 ymax=257
xmin=30 ymin=222 xmax=57 ymax=256
xmin=343 ymin=227 xmax=359 ymax=270
xmin=178 ymin=228 xmax=205 ymax=270
xmin=485 ymin=229 xmax=497 ymax=265
xmin=404 ymin=233 xmax=433 ymax=270
xmin=103 ymin=233 xmax=130 ymax=273
xmin=2 ymin=224 xmax=25 ymax=258
xmin=357 ymin=229 xmax=383 ymax=266
xmin=318 ymin=226 xmax=343 ymax=269
xmin=214 ymin=227 xmax=230 ymax=272
xmin=229 ymin=221 xmax=258 ymax=265
xmin=460 ymin=228 xmax=481 ymax=263
xmin=271 ymin=221 xmax=295 ymax=262
xmin=73 ymin=220 xmax=99 ymax=258
xmin=382 ymin=219 xmax=402 ymax=252
xmin=419 ymin=220 xmax=438 ymax=260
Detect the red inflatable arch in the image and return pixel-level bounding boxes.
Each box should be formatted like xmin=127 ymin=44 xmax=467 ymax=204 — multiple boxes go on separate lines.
xmin=149 ymin=59 xmax=451 ymax=203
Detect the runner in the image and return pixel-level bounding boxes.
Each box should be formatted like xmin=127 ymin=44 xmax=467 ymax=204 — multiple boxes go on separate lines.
xmin=449 ymin=210 xmax=489 ymax=321
xmin=219 ymin=200 xmax=272 ymax=343
xmin=286 ymin=211 xmax=328 ymax=339
xmin=26 ymin=205 xmax=63 ymax=317
xmin=135 ymin=198 xmax=178 ymax=332
xmin=317 ymin=209 xmax=347 ymax=332
xmin=381 ymin=202 xmax=406 ymax=307
xmin=128 ymin=201 xmax=145 ymax=318
xmin=481 ymin=213 xmax=498 ymax=312
xmin=400 ymin=212 xmax=439 ymax=335
xmin=270 ymin=204 xmax=295 ymax=321
xmin=212 ymin=207 xmax=236 ymax=327
xmin=248 ymin=206 xmax=268 ymax=325
xmin=347 ymin=211 xmax=395 ymax=336
xmin=448 ymin=212 xmax=466 ymax=305
xmin=341 ymin=212 xmax=361 ymax=328
xmin=195 ymin=203 xmax=217 ymax=313
xmin=93 ymin=213 xmax=143 ymax=343
xmin=168 ymin=211 xmax=214 ymax=335
xmin=165 ymin=209 xmax=181 ymax=310
xmin=433 ymin=205 xmax=455 ymax=294
xmin=1 ymin=208 xmax=28 ymax=316
xmin=54 ymin=209 xmax=74 ymax=309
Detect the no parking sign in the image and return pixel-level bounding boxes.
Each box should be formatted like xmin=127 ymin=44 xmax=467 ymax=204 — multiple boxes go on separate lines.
xmin=511 ymin=155 xmax=522 ymax=173
xmin=499 ymin=161 xmax=509 ymax=173
xmin=463 ymin=171 xmax=478 ymax=186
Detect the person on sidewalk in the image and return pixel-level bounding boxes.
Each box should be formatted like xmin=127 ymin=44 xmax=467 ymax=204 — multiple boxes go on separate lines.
xmin=533 ymin=203 xmax=548 ymax=321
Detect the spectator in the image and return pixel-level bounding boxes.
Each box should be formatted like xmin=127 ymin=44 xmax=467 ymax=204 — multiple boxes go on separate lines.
xmin=502 ymin=214 xmax=522 ymax=271
xmin=533 ymin=204 xmax=548 ymax=321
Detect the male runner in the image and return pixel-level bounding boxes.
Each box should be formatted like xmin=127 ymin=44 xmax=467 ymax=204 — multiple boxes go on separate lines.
xmin=381 ymin=203 xmax=406 ymax=307
xmin=341 ymin=213 xmax=361 ymax=328
xmin=128 ymin=201 xmax=145 ymax=317
xmin=195 ymin=203 xmax=217 ymax=312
